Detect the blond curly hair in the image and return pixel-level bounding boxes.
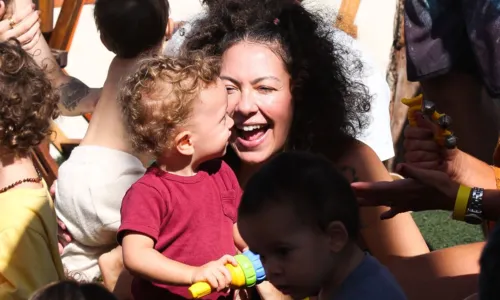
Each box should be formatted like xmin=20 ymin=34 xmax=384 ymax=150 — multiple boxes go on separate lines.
xmin=0 ymin=39 xmax=60 ymax=157
xmin=120 ymin=52 xmax=221 ymax=157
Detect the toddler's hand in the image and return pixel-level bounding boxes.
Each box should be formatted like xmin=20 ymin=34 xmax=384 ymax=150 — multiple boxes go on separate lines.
xmin=190 ymin=255 xmax=238 ymax=291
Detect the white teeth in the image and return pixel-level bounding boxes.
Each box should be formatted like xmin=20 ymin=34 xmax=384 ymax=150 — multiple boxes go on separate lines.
xmin=240 ymin=125 xmax=265 ymax=132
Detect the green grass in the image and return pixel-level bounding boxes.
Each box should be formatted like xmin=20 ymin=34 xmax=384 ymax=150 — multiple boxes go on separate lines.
xmin=413 ymin=211 xmax=485 ymax=250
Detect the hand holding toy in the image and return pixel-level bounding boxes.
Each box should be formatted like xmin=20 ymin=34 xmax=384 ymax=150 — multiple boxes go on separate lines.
xmin=188 ymin=250 xmax=266 ymax=299
xmin=401 ymin=94 xmax=457 ymax=149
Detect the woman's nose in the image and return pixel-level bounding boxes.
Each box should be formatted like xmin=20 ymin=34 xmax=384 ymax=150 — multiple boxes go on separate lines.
xmin=236 ymin=90 xmax=258 ymax=115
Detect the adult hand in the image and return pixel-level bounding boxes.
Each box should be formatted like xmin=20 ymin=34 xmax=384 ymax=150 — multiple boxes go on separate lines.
xmin=404 ymin=111 xmax=464 ymax=182
xmin=0 ymin=1 xmax=41 ymax=50
xmin=352 ymin=164 xmax=459 ymax=219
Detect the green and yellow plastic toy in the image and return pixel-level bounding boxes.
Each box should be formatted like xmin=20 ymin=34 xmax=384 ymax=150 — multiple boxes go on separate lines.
xmin=401 ymin=94 xmax=457 ymax=149
xmin=188 ymin=250 xmax=266 ymax=299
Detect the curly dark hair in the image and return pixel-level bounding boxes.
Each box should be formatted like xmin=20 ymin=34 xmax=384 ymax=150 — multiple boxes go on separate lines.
xmin=0 ymin=39 xmax=60 ymax=157
xmin=30 ymin=280 xmax=117 ymax=300
xmin=184 ymin=0 xmax=371 ymax=161
xmin=120 ymin=52 xmax=221 ymax=157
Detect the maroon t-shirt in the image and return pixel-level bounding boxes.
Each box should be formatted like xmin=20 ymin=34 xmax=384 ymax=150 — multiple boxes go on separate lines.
xmin=117 ymin=160 xmax=241 ymax=300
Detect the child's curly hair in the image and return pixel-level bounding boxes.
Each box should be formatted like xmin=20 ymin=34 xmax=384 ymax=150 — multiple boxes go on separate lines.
xmin=30 ymin=280 xmax=117 ymax=300
xmin=0 ymin=39 xmax=59 ymax=157
xmin=120 ymin=52 xmax=221 ymax=157
xmin=184 ymin=0 xmax=371 ymax=160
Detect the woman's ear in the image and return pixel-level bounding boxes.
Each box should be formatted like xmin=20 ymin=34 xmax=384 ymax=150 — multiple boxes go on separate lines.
xmin=0 ymin=1 xmax=6 ymax=20
xmin=165 ymin=18 xmax=174 ymax=40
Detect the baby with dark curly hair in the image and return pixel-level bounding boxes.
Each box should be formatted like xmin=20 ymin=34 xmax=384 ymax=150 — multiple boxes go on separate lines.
xmin=0 ymin=39 xmax=64 ymax=299
xmin=116 ymin=53 xmax=246 ymax=300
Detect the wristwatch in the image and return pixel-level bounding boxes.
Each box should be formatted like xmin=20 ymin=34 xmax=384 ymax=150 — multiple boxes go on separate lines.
xmin=464 ymin=187 xmax=484 ymax=225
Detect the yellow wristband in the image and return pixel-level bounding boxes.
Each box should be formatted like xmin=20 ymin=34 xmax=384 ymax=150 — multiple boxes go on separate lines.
xmin=453 ymin=185 xmax=471 ymax=221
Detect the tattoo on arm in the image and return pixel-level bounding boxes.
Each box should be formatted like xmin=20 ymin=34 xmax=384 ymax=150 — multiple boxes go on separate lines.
xmin=57 ymin=77 xmax=91 ymax=111
xmin=339 ymin=166 xmax=359 ymax=183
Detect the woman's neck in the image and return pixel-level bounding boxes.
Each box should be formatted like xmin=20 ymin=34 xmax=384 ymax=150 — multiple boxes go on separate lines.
xmin=0 ymin=154 xmax=41 ymax=190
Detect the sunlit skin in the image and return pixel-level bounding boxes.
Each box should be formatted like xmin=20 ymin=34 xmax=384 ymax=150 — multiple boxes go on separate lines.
xmin=221 ymin=42 xmax=293 ymax=168
xmin=185 ymin=78 xmax=234 ymax=165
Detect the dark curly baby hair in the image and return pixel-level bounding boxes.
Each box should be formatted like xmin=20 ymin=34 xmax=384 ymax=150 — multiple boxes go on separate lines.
xmin=185 ymin=0 xmax=371 ymax=160
xmin=94 ymin=0 xmax=169 ymax=58
xmin=0 ymin=39 xmax=59 ymax=157
xmin=239 ymin=151 xmax=360 ymax=239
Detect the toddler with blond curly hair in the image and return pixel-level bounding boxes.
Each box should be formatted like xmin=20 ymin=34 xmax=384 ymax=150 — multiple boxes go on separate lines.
xmin=116 ymin=53 xmax=246 ymax=300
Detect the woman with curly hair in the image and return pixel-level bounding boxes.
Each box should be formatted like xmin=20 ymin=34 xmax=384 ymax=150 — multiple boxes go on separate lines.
xmin=180 ymin=0 xmax=480 ymax=299
xmin=0 ymin=39 xmax=64 ymax=299
xmin=183 ymin=0 xmax=426 ymax=262
xmin=166 ymin=0 xmax=395 ymax=164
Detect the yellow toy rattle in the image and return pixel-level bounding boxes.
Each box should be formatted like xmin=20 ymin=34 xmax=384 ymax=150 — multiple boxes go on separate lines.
xmin=188 ymin=250 xmax=266 ymax=299
xmin=401 ymin=94 xmax=457 ymax=149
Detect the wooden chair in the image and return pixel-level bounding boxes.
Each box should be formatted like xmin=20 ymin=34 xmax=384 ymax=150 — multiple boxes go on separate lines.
xmin=31 ymin=0 xmax=87 ymax=187
xmin=336 ymin=0 xmax=360 ymax=38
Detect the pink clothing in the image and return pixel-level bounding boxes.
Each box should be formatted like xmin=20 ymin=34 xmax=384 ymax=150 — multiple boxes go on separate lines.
xmin=118 ymin=160 xmax=241 ymax=300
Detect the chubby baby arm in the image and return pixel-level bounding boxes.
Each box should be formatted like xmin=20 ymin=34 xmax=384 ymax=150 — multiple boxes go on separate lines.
xmin=121 ymin=232 xmax=193 ymax=285
xmin=122 ymin=232 xmax=237 ymax=290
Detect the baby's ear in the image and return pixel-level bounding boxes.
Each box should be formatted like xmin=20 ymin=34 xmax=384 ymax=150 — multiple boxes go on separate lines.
xmin=325 ymin=221 xmax=349 ymax=253
xmin=175 ymin=130 xmax=194 ymax=156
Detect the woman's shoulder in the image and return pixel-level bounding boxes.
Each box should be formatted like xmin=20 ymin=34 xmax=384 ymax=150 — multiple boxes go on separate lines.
xmin=335 ymin=139 xmax=391 ymax=182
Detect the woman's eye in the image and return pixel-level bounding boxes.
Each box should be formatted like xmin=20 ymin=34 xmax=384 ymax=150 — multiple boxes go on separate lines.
xmin=258 ymin=86 xmax=274 ymax=93
xmin=226 ymin=86 xmax=237 ymax=94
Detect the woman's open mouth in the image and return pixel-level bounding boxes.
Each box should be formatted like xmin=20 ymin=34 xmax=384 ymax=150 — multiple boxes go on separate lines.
xmin=235 ymin=124 xmax=270 ymax=148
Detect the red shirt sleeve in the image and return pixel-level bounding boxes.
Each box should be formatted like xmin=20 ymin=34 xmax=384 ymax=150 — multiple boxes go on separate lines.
xmin=117 ymin=181 xmax=168 ymax=245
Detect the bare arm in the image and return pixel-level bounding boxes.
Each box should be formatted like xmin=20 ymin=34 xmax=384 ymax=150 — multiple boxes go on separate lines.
xmin=233 ymin=223 xmax=247 ymax=252
xmin=454 ymin=150 xmax=497 ymax=189
xmin=338 ymin=141 xmax=429 ymax=264
xmin=122 ymin=233 xmax=195 ymax=285
xmin=13 ymin=0 xmax=100 ymax=116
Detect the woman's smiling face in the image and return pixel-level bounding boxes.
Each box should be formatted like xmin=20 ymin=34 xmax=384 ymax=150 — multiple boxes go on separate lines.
xmin=221 ymin=41 xmax=294 ymax=165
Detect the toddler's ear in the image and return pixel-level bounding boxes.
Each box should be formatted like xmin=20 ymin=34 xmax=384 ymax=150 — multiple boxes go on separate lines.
xmin=175 ymin=131 xmax=194 ymax=156
xmin=325 ymin=221 xmax=349 ymax=253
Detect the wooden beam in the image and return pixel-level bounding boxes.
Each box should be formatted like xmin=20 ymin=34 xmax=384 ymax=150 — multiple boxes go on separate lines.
xmin=336 ymin=0 xmax=361 ymax=38
xmin=49 ymin=0 xmax=85 ymax=51
xmin=54 ymin=0 xmax=95 ymax=7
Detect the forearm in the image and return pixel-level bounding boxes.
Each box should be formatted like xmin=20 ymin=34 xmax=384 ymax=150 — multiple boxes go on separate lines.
xmin=233 ymin=223 xmax=248 ymax=252
xmin=455 ymin=150 xmax=497 ymax=189
xmin=13 ymin=0 xmax=98 ymax=115
xmin=123 ymin=248 xmax=195 ymax=286
xmin=256 ymin=281 xmax=291 ymax=300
